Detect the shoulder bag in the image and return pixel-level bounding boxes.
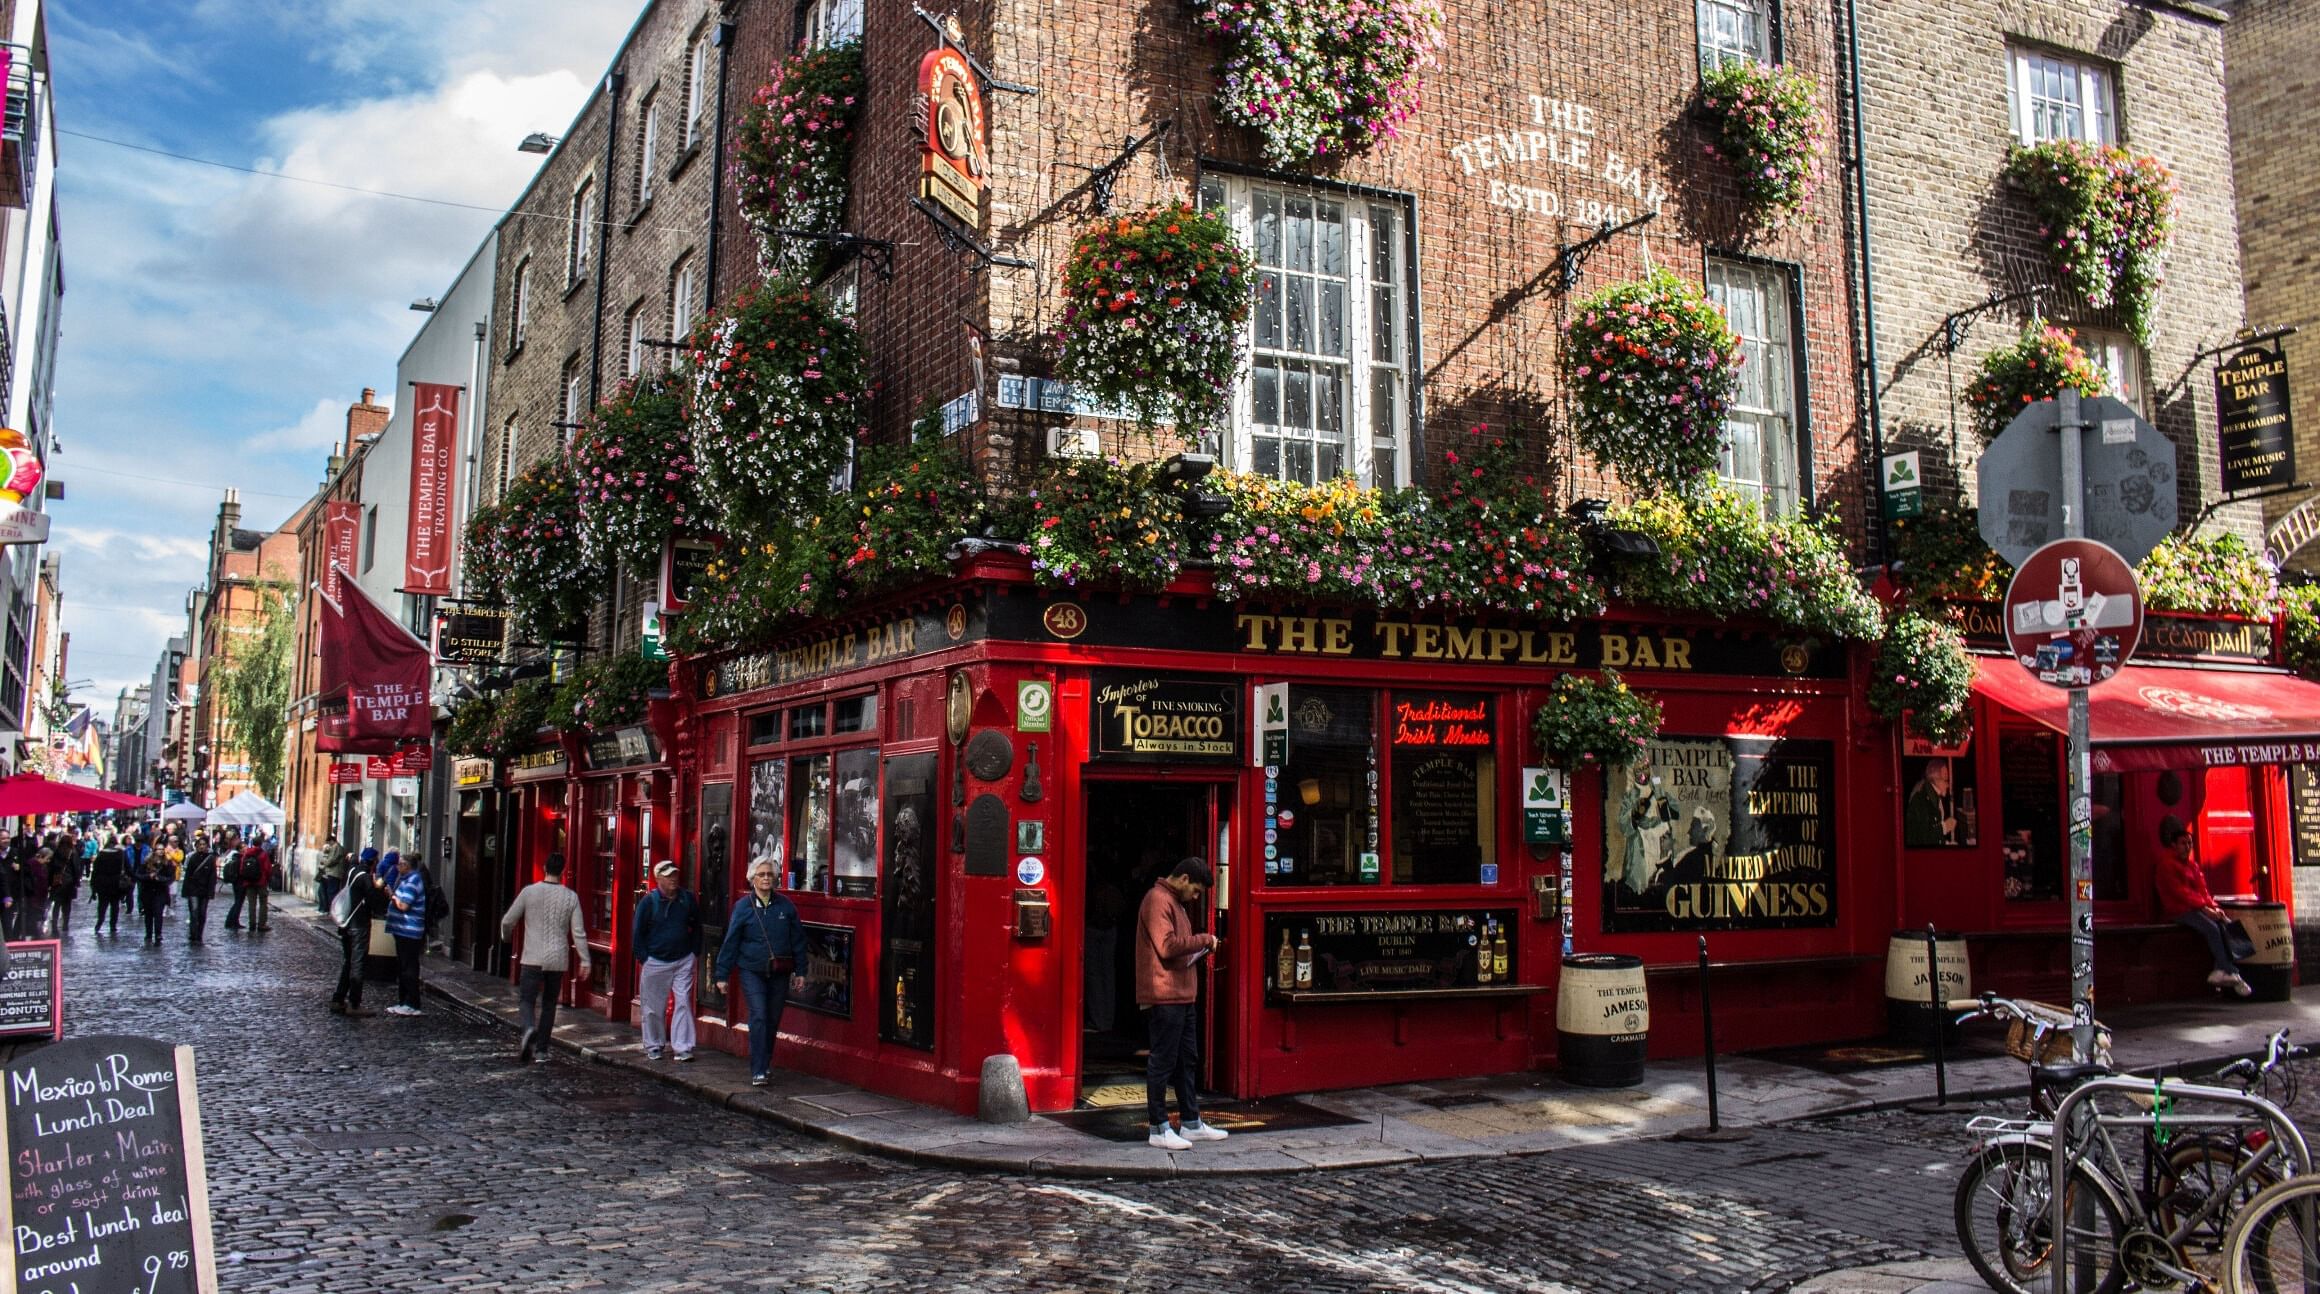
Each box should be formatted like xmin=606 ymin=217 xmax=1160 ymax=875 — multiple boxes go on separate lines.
xmin=750 ymin=901 xmax=795 ymax=979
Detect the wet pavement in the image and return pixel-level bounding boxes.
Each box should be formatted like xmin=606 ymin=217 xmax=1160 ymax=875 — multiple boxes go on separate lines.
xmin=2 ymin=900 xmax=2275 ymax=1291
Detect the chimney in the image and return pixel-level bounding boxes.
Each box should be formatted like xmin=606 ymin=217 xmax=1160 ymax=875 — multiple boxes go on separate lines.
xmin=216 ymin=489 xmax=241 ymax=560
xmin=343 ymin=386 xmax=391 ymax=456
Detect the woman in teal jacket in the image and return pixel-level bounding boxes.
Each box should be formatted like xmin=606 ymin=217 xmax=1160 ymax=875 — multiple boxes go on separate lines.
xmin=714 ymin=859 xmax=807 ymax=1085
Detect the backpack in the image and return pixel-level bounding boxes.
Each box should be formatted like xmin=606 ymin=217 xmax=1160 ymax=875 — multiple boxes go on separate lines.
xmin=421 ymin=865 xmax=449 ymax=931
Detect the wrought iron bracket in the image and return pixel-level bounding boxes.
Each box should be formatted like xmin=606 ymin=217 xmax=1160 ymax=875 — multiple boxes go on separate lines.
xmin=2189 ymin=324 xmax=2301 ymax=367
xmin=1938 ymin=286 xmax=2049 ymax=356
xmin=1073 ymin=120 xmax=1171 ymax=214
xmin=912 ymin=5 xmax=1037 ymax=95
xmin=764 ymin=227 xmax=897 ymax=281
xmin=912 ymin=199 xmax=1033 ymax=274
xmin=1550 ymin=211 xmax=1657 ymax=294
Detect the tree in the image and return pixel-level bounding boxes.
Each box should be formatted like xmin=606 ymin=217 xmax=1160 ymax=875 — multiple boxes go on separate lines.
xmin=216 ymin=581 xmax=294 ymax=801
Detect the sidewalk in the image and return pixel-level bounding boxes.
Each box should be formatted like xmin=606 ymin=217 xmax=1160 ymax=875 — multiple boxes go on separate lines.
xmin=292 ymin=906 xmax=2320 ymax=1180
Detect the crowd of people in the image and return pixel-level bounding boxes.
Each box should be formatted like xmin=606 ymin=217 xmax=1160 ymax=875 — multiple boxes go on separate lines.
xmin=0 ymin=821 xmax=282 ymax=946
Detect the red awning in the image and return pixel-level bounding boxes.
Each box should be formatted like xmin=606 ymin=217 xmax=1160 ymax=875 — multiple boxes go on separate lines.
xmin=1973 ymin=659 xmax=2320 ymax=773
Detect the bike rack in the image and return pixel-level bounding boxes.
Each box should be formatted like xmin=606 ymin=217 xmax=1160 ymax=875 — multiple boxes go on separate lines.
xmin=2045 ymin=1076 xmax=2314 ymax=1294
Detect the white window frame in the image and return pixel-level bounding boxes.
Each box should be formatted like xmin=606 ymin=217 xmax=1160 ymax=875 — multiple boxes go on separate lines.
xmin=1205 ymin=176 xmax=1411 ymax=489
xmin=2077 ymin=327 xmax=2145 ymax=413
xmin=670 ymin=253 xmax=700 ymax=341
xmin=803 ymin=0 xmax=864 ymax=48
xmin=509 ymin=259 xmax=530 ymax=351
xmin=1705 ymin=257 xmax=1802 ymax=515
xmin=636 ymin=95 xmax=660 ymax=206
xmin=624 ymin=305 xmax=648 ymax=378
xmin=568 ymin=178 xmax=596 ymax=285
xmin=815 ymin=259 xmax=859 ymax=321
xmin=685 ymin=30 xmax=713 ymax=149
xmin=496 ymin=418 xmax=518 ymax=501
xmin=1697 ymin=0 xmax=1774 ymax=70
xmin=2007 ymin=48 xmax=2117 ymax=146
xmin=561 ymin=359 xmax=586 ymax=433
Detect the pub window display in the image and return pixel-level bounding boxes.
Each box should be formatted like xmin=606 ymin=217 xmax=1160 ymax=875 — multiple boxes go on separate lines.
xmin=1998 ymin=728 xmax=2063 ymax=902
xmin=1389 ymin=691 xmax=1497 ymax=885
xmin=1266 ymin=686 xmax=1377 ymax=886
xmin=1902 ymin=754 xmax=1979 ymax=848
xmin=789 ymin=753 xmax=833 ymax=892
xmin=1601 ymin=735 xmax=1837 ymax=931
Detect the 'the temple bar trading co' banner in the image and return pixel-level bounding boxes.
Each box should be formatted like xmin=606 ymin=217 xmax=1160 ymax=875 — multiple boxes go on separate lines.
xmin=322 ymin=501 xmax=359 ymax=605
xmin=404 ymin=382 xmax=461 ymax=595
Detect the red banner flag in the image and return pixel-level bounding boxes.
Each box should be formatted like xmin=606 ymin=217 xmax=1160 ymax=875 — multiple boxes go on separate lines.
xmin=316 ymin=576 xmax=432 ymax=755
xmin=364 ymin=756 xmax=395 ymax=779
xmin=328 ymin=763 xmax=363 ymax=785
xmin=322 ymin=500 xmax=359 ymax=605
xmin=404 ymin=382 xmax=461 ymax=595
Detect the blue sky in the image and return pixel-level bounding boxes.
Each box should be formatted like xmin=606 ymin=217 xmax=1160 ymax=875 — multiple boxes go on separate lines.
xmin=48 ymin=0 xmax=640 ymax=705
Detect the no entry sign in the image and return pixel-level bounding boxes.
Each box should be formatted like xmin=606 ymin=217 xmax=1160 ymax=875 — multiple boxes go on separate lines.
xmin=2002 ymin=538 xmax=2142 ymax=689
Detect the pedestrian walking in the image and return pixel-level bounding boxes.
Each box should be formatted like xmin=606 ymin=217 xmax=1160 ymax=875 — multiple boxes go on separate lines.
xmin=331 ymin=861 xmax=387 ymax=1017
xmin=238 ymin=838 xmax=272 ymax=932
xmin=89 ymin=835 xmax=127 ymax=938
xmin=46 ymin=845 xmax=78 ymax=938
xmin=382 ymin=850 xmax=427 ymax=1015
xmin=220 ymin=831 xmax=249 ymax=929
xmin=632 ymin=860 xmax=701 ymax=1062
xmin=137 ymin=846 xmax=177 ymax=945
xmin=714 ymin=859 xmax=807 ymax=1086
xmin=181 ymin=837 xmax=218 ymax=946
xmin=500 ymin=852 xmax=591 ymax=1063
xmin=16 ymin=847 xmax=45 ymax=939
xmin=1135 ymin=857 xmax=1228 ymax=1150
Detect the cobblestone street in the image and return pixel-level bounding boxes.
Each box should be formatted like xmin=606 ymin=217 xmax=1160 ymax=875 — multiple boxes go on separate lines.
xmin=18 ymin=910 xmax=1988 ymax=1293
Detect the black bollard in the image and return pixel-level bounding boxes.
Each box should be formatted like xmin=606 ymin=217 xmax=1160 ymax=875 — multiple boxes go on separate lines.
xmin=1674 ymin=935 xmax=1750 ymax=1142
xmin=1908 ymin=923 xmax=1953 ymax=1115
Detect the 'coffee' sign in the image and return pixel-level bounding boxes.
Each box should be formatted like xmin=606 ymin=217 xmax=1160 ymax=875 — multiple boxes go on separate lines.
xmin=1090 ymin=673 xmax=1240 ymax=763
xmin=2217 ymin=341 xmax=2295 ymax=495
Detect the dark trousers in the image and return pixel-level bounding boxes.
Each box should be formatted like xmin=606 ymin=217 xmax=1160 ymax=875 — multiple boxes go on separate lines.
xmin=186 ymin=895 xmax=211 ymax=944
xmin=394 ymin=935 xmax=424 ymax=1008
xmin=93 ymin=893 xmax=122 ymax=936
xmin=737 ymin=969 xmax=789 ymax=1078
xmin=2179 ymin=910 xmax=2242 ymax=976
xmin=1145 ymin=1002 xmax=1202 ymax=1128
xmin=47 ymin=895 xmax=69 ymax=937
xmin=333 ymin=922 xmax=368 ymax=1007
xmin=223 ymin=889 xmax=245 ymax=928
xmin=140 ymin=887 xmax=166 ymax=943
xmin=518 ymin=966 xmax=564 ymax=1043
xmin=317 ymin=875 xmax=342 ymax=912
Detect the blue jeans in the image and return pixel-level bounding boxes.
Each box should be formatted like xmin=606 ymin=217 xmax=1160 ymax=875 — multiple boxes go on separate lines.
xmin=2178 ymin=910 xmax=2241 ymax=976
xmin=737 ymin=969 xmax=789 ymax=1078
xmin=1146 ymin=1003 xmax=1202 ymax=1128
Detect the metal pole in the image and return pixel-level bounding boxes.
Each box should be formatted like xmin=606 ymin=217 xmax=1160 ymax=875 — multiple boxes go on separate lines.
xmin=1925 ymin=923 xmax=1948 ymax=1107
xmin=2058 ymin=388 xmax=2095 ymax=1064
xmin=1699 ymin=936 xmax=1720 ymax=1131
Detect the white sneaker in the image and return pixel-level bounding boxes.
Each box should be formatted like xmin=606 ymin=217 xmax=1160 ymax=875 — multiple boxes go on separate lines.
xmin=1180 ymin=1120 xmax=1229 ymax=1142
xmin=2209 ymin=969 xmax=2237 ymax=988
xmin=644 ymin=1047 xmax=663 ymax=1061
xmin=1148 ymin=1126 xmax=1193 ymax=1151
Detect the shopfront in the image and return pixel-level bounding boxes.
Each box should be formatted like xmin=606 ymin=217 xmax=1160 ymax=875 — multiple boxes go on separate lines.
xmin=450 ymin=756 xmax=501 ymax=972
xmin=499 ymin=744 xmax=570 ymax=983
xmin=677 ymin=558 xmax=1893 ymax=1115
xmin=1903 ymin=603 xmax=2320 ymax=1004
xmin=573 ymin=725 xmax=669 ymax=1018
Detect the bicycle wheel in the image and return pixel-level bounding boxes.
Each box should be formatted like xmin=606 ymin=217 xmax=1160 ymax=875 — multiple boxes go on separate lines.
xmin=2160 ymin=1135 xmax=2284 ymax=1261
xmin=2222 ymin=1175 xmax=2320 ymax=1294
xmin=1956 ymin=1141 xmax=2131 ymax=1294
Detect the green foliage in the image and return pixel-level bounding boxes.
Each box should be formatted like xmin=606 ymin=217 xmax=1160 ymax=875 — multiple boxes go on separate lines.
xmin=1023 ymin=456 xmax=1188 ymax=591
xmin=734 ymin=40 xmax=864 ymax=279
xmin=1868 ymin=611 xmax=1976 ymax=745
xmin=446 ymin=692 xmax=498 ymax=759
xmin=475 ymin=460 xmax=602 ymax=642
xmin=1608 ymin=486 xmax=1883 ymax=640
xmin=1964 ymin=325 xmax=2107 ymax=440
xmin=2004 ymin=141 xmax=2176 ymax=344
xmin=1891 ymin=497 xmax=2008 ymax=604
xmin=1562 ymin=269 xmax=1742 ymax=492
xmin=213 ymin=582 xmax=294 ymax=800
xmin=1532 ymin=670 xmax=1662 ymax=771
xmin=2284 ymin=585 xmax=2320 ymax=679
xmin=1699 ymin=59 xmax=1828 ymax=223
xmin=1055 ymin=203 xmax=1255 ymax=435
xmin=571 ymin=370 xmax=701 ymax=569
xmin=493 ymin=679 xmax=555 ymax=752
xmin=684 ymin=281 xmax=871 ymax=540
xmin=2135 ymin=532 xmax=2277 ymax=620
xmin=552 ymin=654 xmax=667 ymax=732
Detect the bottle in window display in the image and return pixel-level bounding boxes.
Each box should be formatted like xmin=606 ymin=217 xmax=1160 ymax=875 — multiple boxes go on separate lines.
xmin=1476 ymin=921 xmax=1494 ymax=985
xmin=1293 ymin=930 xmax=1314 ymax=990
xmin=1491 ymin=919 xmax=1510 ymax=981
xmin=1275 ymin=928 xmax=1295 ymax=992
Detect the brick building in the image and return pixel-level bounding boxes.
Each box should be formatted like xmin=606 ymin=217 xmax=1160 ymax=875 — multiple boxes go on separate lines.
xmin=2221 ymin=0 xmax=2320 ymax=571
xmin=184 ymin=490 xmax=305 ymax=808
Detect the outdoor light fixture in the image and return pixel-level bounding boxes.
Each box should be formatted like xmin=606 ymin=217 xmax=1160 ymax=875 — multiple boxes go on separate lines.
xmin=1566 ymin=496 xmax=1659 ymax=561
xmin=1162 ymin=452 xmax=1229 ymax=517
xmin=518 ymin=132 xmax=560 ymax=154
xmin=1162 ymin=453 xmax=1215 ymax=483
xmin=1566 ymin=498 xmax=1610 ymax=524
xmin=410 ymin=298 xmax=438 ymax=313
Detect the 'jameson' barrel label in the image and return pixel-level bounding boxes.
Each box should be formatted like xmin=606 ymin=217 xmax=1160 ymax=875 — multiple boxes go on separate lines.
xmin=1602 ymin=735 xmax=1837 ymax=932
xmin=1090 ymin=673 xmax=1240 ymax=763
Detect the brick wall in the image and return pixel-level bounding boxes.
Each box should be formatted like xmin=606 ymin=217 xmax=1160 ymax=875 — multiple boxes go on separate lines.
xmin=2223 ymin=0 xmax=2320 ymax=571
xmin=1859 ymin=0 xmax=2251 ymax=541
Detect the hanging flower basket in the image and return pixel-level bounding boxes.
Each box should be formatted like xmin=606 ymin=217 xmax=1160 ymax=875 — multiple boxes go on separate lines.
xmin=1698 ymin=59 xmax=1829 ymax=225
xmin=2004 ymin=141 xmax=2176 ymax=345
xmin=684 ymin=281 xmax=869 ymax=539
xmin=1022 ymin=456 xmax=1188 ymax=590
xmin=446 ymin=691 xmax=500 ymax=758
xmin=1188 ymin=0 xmax=1445 ymax=167
xmin=836 ymin=431 xmax=983 ymax=597
xmin=486 ymin=460 xmax=601 ymax=641
xmin=734 ymin=40 xmax=864 ymax=280
xmin=1608 ymin=485 xmax=1884 ymax=640
xmin=1202 ymin=472 xmax=1425 ymax=605
xmin=1423 ymin=431 xmax=1603 ymax=620
xmin=1964 ymin=324 xmax=2106 ymax=439
xmin=460 ymin=500 xmax=506 ymax=605
xmin=552 ymin=655 xmax=667 ymax=732
xmin=571 ymin=370 xmax=701 ymax=570
xmin=1532 ymin=670 xmax=1662 ymax=771
xmin=2286 ymin=586 xmax=2320 ymax=680
xmin=664 ymin=521 xmax=838 ymax=655
xmin=1055 ymin=202 xmax=1254 ymax=436
xmin=2136 ymin=532 xmax=2277 ymax=620
xmin=1562 ymin=268 xmax=1741 ymax=492
xmin=1867 ymin=611 xmax=1975 ymax=746
xmin=1889 ymin=497 xmax=2008 ymax=605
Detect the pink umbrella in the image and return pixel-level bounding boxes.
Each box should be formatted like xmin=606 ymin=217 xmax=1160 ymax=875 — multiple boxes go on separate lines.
xmin=0 ymin=773 xmax=162 ymax=817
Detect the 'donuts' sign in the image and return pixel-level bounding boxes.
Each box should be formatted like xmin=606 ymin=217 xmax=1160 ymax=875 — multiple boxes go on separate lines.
xmin=1089 ymin=672 xmax=1240 ymax=763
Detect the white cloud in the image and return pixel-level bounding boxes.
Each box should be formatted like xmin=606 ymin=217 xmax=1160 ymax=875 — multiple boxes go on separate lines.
xmin=243 ymin=395 xmax=354 ymax=456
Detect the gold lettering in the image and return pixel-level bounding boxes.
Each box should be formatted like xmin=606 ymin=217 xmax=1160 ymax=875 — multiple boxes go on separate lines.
xmin=1375 ymin=621 xmax=1409 ymax=657
xmin=1631 ymin=637 xmax=1661 ymax=670
xmin=1549 ymin=632 xmax=1578 ymax=665
xmin=1518 ymin=631 xmax=1551 ymax=663
xmin=1601 ymin=634 xmax=1631 ymax=669
xmin=1446 ymin=626 xmax=1486 ymax=660
xmin=1661 ymin=638 xmax=1692 ymax=671
xmin=1280 ymin=617 xmax=1319 ymax=654
xmin=1322 ymin=618 xmax=1353 ymax=655
xmin=1238 ymin=614 xmax=1275 ymax=652
xmin=1487 ymin=628 xmax=1519 ymax=661
xmin=1413 ymin=624 xmax=1443 ymax=659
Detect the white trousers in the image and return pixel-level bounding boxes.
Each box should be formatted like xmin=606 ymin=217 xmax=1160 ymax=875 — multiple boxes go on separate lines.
xmin=639 ymin=955 xmax=698 ymax=1055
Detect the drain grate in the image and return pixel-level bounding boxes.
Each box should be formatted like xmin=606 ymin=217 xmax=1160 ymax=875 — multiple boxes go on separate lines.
xmin=296 ymin=1131 xmax=432 ymax=1151
xmin=741 ymin=1159 xmax=887 ymax=1185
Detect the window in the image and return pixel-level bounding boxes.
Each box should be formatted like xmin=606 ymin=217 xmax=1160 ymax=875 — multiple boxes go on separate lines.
xmin=588 ymin=780 xmax=618 ymax=934
xmin=803 ymin=0 xmax=863 ymax=48
xmin=561 ymin=357 xmax=585 ymax=434
xmin=1388 ymin=691 xmax=1496 ymax=885
xmin=2078 ymin=327 xmax=2144 ymax=412
xmin=743 ymin=694 xmax=882 ymax=898
xmin=684 ymin=29 xmax=714 ymax=149
xmin=360 ymin=506 xmax=378 ymax=573
xmin=2008 ymin=48 xmax=2116 ymax=146
xmin=568 ymin=179 xmax=596 ymax=284
xmin=624 ymin=303 xmax=648 ymax=378
xmin=816 ymin=258 xmax=859 ymax=321
xmin=833 ymin=694 xmax=876 ymax=734
xmin=496 ymin=417 xmax=518 ymax=500
xmin=670 ymin=253 xmax=700 ymax=340
xmin=636 ymin=95 xmax=660 ymax=206
xmin=1705 ymin=257 xmax=1802 ymax=514
xmin=788 ymin=705 xmax=827 ymax=741
xmin=1208 ymin=177 xmax=1411 ymax=488
xmin=1697 ymin=0 xmax=1773 ymax=69
xmin=509 ymin=259 xmax=530 ymax=352
xmin=1267 ymin=687 xmax=1378 ymax=887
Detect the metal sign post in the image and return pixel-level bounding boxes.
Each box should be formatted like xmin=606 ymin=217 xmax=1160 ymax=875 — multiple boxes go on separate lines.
xmin=2057 ymin=390 xmax=2096 ymax=1064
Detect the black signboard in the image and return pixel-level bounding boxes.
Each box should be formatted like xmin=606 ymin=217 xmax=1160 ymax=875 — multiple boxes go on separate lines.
xmin=879 ymin=753 xmax=937 ymax=1049
xmin=583 ymin=726 xmax=660 ymax=770
xmin=0 ymin=939 xmax=61 ymax=1039
xmin=1261 ymin=908 xmax=1516 ymax=997
xmin=3 ymin=1034 xmax=219 ymax=1292
xmin=697 ymin=603 xmax=972 ymax=699
xmin=2218 ymin=341 xmax=2295 ymax=495
xmin=694 ymin=782 xmax=732 ymax=1014
xmin=1089 ymin=673 xmax=1241 ymax=763
xmin=1602 ymin=735 xmax=1837 ymax=931
xmin=792 ymin=923 xmax=853 ymax=1018
xmin=434 ymin=607 xmax=510 ymax=666
xmin=2292 ymin=765 xmax=2320 ymax=868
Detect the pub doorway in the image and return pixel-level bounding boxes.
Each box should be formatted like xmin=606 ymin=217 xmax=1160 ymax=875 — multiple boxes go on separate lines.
xmin=1078 ymin=781 xmax=1228 ymax=1108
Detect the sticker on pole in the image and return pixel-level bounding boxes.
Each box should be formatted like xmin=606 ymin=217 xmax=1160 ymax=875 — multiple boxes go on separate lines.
xmin=2002 ymin=538 xmax=2142 ymax=689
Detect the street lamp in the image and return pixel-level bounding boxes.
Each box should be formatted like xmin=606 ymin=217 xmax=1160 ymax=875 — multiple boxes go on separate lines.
xmin=518 ymin=133 xmax=560 ymax=154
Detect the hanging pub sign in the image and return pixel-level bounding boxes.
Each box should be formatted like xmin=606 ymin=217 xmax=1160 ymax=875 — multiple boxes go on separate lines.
xmin=1602 ymin=735 xmax=1837 ymax=931
xmin=660 ymin=535 xmax=716 ymax=612
xmin=2217 ymin=340 xmax=2295 ymax=495
xmin=434 ymin=606 xmax=510 ymax=667
xmin=1089 ymin=672 xmax=1241 ymax=763
xmin=917 ymin=46 xmax=988 ymax=228
xmin=327 ymin=762 xmax=363 ymax=785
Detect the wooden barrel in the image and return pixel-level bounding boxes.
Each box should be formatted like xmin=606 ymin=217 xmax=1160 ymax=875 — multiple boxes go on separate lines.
xmin=1557 ymin=953 xmax=1649 ymax=1088
xmin=1885 ymin=930 xmax=1971 ymax=1045
xmin=2222 ymin=901 xmax=2294 ymax=1002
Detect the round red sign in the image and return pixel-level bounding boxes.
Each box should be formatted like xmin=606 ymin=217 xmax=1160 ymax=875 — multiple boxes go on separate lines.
xmin=2001 ymin=538 xmax=2143 ymax=689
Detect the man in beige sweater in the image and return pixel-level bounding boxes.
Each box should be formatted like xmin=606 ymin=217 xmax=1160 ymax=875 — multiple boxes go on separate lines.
xmin=500 ymin=851 xmax=591 ymax=1064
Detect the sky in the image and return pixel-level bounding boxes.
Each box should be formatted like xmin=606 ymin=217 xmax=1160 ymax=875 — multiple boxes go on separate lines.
xmin=47 ymin=0 xmax=643 ymax=708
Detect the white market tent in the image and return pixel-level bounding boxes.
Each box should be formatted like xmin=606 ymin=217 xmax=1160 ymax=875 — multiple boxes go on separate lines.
xmin=206 ymin=791 xmax=286 ymax=827
xmin=160 ymin=800 xmax=210 ymax=821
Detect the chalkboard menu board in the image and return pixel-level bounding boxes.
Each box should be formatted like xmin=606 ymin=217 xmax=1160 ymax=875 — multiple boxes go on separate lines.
xmin=0 ymin=939 xmax=61 ymax=1040
xmin=2 ymin=1035 xmax=218 ymax=1293
xmin=1262 ymin=908 xmax=1515 ymax=997
xmin=2292 ymin=765 xmax=2320 ymax=868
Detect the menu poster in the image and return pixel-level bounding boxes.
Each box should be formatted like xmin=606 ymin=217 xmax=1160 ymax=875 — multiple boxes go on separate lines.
xmin=2 ymin=1035 xmax=219 ymax=1293
xmin=693 ymin=782 xmax=733 ymax=1015
xmin=792 ymin=923 xmax=853 ymax=1019
xmin=0 ymin=939 xmax=62 ymax=1040
xmin=1602 ymin=736 xmax=1838 ymax=931
xmin=2291 ymin=765 xmax=2320 ymax=868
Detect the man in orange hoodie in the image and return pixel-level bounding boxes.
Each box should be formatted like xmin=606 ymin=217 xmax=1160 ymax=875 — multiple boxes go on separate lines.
xmin=1135 ymin=858 xmax=1226 ymax=1151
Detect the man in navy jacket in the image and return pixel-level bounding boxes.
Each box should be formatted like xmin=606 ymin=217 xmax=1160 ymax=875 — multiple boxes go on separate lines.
xmin=632 ymin=860 xmax=702 ymax=1062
